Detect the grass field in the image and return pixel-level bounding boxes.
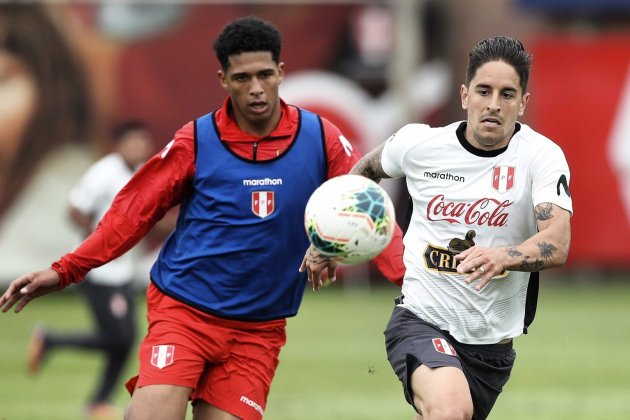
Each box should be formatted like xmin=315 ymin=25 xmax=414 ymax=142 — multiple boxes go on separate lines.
xmin=0 ymin=278 xmax=629 ymax=419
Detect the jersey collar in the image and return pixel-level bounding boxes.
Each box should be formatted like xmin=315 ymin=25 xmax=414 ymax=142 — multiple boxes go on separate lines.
xmin=214 ymin=97 xmax=298 ymax=143
xmin=456 ymin=121 xmax=521 ymax=157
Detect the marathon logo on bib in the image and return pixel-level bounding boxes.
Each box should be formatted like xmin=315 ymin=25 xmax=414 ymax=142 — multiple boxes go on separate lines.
xmin=151 ymin=345 xmax=175 ymax=369
xmin=252 ymin=191 xmax=275 ymax=218
xmin=432 ymin=338 xmax=457 ymax=356
xmin=492 ymin=166 xmax=515 ymax=193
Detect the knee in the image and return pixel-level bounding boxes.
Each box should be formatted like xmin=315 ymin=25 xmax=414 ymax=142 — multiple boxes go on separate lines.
xmin=123 ymin=402 xmax=133 ymax=420
xmin=419 ymin=403 xmax=473 ymax=420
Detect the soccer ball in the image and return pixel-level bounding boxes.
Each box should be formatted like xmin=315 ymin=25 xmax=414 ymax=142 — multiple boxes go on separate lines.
xmin=304 ymin=174 xmax=396 ymax=265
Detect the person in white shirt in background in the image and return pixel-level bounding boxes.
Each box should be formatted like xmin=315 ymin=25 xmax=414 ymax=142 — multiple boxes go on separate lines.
xmin=27 ymin=120 xmax=153 ymax=420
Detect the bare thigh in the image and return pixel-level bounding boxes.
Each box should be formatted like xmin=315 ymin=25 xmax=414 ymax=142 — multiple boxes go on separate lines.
xmin=410 ymin=365 xmax=473 ymax=420
xmin=192 ymin=401 xmax=241 ymax=420
xmin=125 ymin=384 xmax=192 ymax=420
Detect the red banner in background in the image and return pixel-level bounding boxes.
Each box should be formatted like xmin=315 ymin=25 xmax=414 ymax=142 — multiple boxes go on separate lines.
xmin=528 ymin=34 xmax=630 ymax=266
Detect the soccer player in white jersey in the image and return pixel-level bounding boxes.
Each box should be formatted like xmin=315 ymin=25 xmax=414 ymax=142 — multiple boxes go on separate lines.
xmin=349 ymin=36 xmax=572 ymax=419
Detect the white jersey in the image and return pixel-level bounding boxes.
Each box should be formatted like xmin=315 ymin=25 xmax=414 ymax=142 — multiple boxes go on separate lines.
xmin=381 ymin=121 xmax=573 ymax=344
xmin=68 ymin=153 xmax=137 ymax=285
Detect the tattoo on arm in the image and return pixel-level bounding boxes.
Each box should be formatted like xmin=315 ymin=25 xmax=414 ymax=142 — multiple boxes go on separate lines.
xmin=510 ymin=242 xmax=556 ymax=271
xmin=537 ymin=241 xmax=557 ymax=261
xmin=350 ymin=146 xmax=388 ymax=182
xmin=535 ymin=203 xmax=554 ymax=221
xmin=507 ymin=247 xmax=523 ymax=257
xmin=520 ymin=258 xmax=544 ymax=271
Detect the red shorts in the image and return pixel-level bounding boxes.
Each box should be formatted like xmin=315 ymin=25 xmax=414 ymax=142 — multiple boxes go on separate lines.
xmin=126 ymin=283 xmax=287 ymax=420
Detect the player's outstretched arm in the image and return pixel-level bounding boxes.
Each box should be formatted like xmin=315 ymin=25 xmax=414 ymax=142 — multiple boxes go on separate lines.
xmin=299 ymin=244 xmax=338 ymax=292
xmin=0 ymin=268 xmax=60 ymax=313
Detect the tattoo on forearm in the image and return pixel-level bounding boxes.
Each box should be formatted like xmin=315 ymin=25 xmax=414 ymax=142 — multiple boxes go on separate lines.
xmin=507 ymin=247 xmax=523 ymax=257
xmin=537 ymin=241 xmax=557 ymax=261
xmin=520 ymin=258 xmax=544 ymax=271
xmin=535 ymin=203 xmax=553 ymax=221
xmin=350 ymin=148 xmax=387 ymax=182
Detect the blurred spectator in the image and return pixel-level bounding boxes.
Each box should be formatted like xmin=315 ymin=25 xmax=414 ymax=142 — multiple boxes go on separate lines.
xmin=27 ymin=121 xmax=153 ymax=420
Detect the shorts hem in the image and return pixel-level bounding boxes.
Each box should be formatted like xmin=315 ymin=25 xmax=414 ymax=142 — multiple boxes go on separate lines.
xmin=194 ymin=395 xmax=263 ymax=420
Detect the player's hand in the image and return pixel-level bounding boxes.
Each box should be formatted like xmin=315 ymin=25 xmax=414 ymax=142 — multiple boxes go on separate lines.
xmin=0 ymin=268 xmax=61 ymax=313
xmin=455 ymin=246 xmax=504 ymax=290
xmin=299 ymin=245 xmax=338 ymax=291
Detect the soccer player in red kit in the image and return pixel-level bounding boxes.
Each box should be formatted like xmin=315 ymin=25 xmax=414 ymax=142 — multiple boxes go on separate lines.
xmin=0 ymin=16 xmax=404 ymax=420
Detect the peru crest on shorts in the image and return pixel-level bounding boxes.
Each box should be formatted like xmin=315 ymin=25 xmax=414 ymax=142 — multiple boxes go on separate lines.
xmin=252 ymin=191 xmax=275 ymax=218
xmin=432 ymin=338 xmax=457 ymax=356
xmin=151 ymin=345 xmax=175 ymax=369
xmin=492 ymin=166 xmax=515 ymax=193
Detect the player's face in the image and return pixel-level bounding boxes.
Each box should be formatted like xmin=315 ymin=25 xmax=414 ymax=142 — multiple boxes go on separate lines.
xmin=460 ymin=60 xmax=529 ymax=150
xmin=218 ymin=51 xmax=284 ymax=137
xmin=0 ymin=48 xmax=37 ymax=176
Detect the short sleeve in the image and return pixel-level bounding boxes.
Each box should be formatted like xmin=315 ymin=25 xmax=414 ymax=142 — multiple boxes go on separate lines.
xmin=381 ymin=123 xmax=430 ymax=178
xmin=68 ymin=159 xmax=109 ymax=215
xmin=530 ymin=142 xmax=573 ymax=215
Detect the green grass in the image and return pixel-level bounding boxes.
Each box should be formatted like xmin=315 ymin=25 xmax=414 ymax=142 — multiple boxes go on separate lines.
xmin=0 ymin=280 xmax=629 ymax=419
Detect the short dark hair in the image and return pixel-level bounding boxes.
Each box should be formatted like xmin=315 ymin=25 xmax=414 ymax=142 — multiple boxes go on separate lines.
xmin=212 ymin=16 xmax=282 ymax=70
xmin=466 ymin=36 xmax=533 ymax=93
xmin=112 ymin=120 xmax=148 ymax=143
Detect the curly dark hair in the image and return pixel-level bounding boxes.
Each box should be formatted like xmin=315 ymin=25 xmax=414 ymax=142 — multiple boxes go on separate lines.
xmin=212 ymin=16 xmax=282 ymax=70
xmin=466 ymin=36 xmax=533 ymax=93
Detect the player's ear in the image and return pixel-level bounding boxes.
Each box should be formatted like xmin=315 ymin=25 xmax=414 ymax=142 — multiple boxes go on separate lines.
xmin=518 ymin=91 xmax=530 ymax=116
xmin=218 ymin=70 xmax=228 ymax=90
xmin=277 ymin=62 xmax=285 ymax=83
xmin=460 ymin=84 xmax=469 ymax=110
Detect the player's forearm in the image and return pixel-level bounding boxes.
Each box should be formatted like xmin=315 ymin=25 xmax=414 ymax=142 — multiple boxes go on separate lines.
xmin=54 ymin=206 xmax=154 ymax=288
xmin=501 ymin=223 xmax=571 ymax=272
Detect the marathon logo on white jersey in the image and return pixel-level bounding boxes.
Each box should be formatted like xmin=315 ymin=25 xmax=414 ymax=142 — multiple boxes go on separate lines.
xmin=432 ymin=338 xmax=457 ymax=356
xmin=151 ymin=345 xmax=175 ymax=369
xmin=492 ymin=166 xmax=515 ymax=193
xmin=240 ymin=395 xmax=264 ymax=416
xmin=424 ymin=171 xmax=466 ymax=183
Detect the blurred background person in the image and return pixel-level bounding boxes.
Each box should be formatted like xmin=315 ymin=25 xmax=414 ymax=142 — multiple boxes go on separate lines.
xmin=27 ymin=120 xmax=153 ymax=420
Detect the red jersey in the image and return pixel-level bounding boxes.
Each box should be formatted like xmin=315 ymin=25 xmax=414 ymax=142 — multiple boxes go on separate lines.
xmin=52 ymin=98 xmax=404 ymax=288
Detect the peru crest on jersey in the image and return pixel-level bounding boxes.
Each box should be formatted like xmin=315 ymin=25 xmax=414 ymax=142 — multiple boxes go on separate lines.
xmin=492 ymin=166 xmax=515 ymax=193
xmin=252 ymin=191 xmax=275 ymax=218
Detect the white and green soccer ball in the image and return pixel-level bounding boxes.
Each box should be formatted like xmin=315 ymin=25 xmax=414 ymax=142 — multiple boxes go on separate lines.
xmin=304 ymin=174 xmax=396 ymax=265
